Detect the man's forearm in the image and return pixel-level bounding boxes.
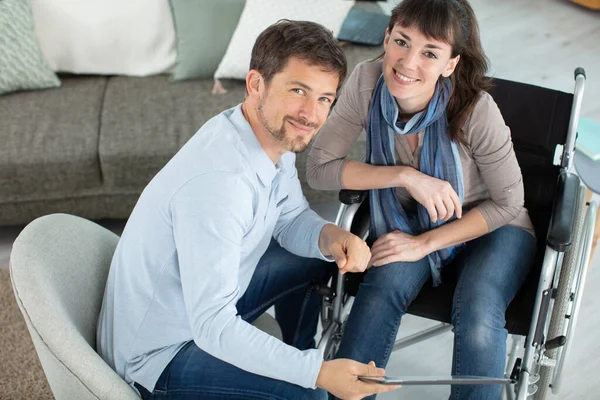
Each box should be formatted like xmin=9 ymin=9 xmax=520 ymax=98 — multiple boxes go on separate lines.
xmin=275 ymin=206 xmax=330 ymax=260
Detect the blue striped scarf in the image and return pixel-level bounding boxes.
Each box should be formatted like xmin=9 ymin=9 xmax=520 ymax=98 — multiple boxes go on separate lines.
xmin=366 ymin=75 xmax=464 ymax=286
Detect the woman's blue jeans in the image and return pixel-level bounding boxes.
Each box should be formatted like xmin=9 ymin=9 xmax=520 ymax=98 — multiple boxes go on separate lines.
xmin=335 ymin=225 xmax=536 ymax=400
xmin=135 ymin=239 xmax=332 ymax=400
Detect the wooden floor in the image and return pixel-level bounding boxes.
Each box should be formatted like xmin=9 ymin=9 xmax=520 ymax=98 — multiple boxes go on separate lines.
xmin=1 ymin=1 xmax=599 ymax=399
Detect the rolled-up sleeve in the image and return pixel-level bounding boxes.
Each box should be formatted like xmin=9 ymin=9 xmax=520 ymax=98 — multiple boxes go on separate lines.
xmin=468 ymin=93 xmax=525 ymax=231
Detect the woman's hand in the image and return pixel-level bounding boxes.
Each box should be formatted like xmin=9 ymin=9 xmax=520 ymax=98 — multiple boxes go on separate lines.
xmin=369 ymin=230 xmax=431 ymax=266
xmin=402 ymin=168 xmax=462 ymax=223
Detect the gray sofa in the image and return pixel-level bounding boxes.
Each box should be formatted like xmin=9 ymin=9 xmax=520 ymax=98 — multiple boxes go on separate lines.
xmin=0 ymin=44 xmax=378 ymax=226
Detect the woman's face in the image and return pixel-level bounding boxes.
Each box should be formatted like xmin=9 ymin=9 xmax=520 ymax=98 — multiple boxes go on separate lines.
xmin=382 ymin=24 xmax=460 ymax=114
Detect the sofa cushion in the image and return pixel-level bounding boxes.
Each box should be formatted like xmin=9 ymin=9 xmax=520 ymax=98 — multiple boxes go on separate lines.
xmin=99 ymin=75 xmax=246 ymax=189
xmin=0 ymin=76 xmax=107 ymax=202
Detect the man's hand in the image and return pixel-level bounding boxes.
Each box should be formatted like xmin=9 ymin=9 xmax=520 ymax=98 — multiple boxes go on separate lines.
xmin=319 ymin=224 xmax=371 ymax=274
xmin=369 ymin=230 xmax=430 ymax=266
xmin=316 ymin=359 xmax=400 ymax=400
xmin=403 ymin=168 xmax=462 ymax=223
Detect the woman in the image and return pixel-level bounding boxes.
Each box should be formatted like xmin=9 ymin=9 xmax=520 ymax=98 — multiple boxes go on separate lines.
xmin=306 ymin=0 xmax=536 ymax=399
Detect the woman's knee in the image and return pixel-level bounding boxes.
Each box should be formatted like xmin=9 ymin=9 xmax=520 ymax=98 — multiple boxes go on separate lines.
xmin=358 ymin=260 xmax=430 ymax=310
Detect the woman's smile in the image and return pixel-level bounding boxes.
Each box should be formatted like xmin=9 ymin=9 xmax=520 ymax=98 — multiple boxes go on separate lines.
xmin=392 ymin=68 xmax=420 ymax=86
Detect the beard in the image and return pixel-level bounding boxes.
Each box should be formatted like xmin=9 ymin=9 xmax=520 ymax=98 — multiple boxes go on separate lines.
xmin=257 ymin=99 xmax=318 ymax=153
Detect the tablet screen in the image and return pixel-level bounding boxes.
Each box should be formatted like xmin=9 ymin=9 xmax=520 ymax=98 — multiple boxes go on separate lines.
xmin=358 ymin=375 xmax=515 ymax=386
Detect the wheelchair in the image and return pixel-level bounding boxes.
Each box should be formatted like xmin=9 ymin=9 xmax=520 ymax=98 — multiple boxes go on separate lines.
xmin=315 ymin=68 xmax=595 ymax=400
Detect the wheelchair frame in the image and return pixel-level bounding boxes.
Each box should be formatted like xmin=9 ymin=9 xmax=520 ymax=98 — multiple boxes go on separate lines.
xmin=316 ymin=68 xmax=595 ymax=400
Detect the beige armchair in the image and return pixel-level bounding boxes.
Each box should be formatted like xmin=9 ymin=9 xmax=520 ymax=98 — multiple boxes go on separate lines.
xmin=10 ymin=213 xmax=281 ymax=399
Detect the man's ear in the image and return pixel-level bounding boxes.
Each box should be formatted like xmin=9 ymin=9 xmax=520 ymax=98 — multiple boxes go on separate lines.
xmin=246 ymin=70 xmax=263 ymax=98
xmin=442 ymin=55 xmax=460 ymax=78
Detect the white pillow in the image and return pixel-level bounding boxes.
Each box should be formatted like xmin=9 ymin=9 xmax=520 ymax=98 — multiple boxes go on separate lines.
xmin=214 ymin=0 xmax=355 ymax=80
xmin=30 ymin=0 xmax=176 ymax=76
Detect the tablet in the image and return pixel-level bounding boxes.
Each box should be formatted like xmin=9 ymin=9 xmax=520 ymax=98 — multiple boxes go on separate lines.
xmin=358 ymin=376 xmax=515 ymax=386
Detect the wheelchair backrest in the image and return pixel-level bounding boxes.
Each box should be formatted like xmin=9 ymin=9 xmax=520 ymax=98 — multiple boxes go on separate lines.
xmin=487 ymin=78 xmax=573 ymax=245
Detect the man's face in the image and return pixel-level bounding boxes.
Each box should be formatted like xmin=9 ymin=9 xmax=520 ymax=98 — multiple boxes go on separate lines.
xmin=256 ymin=57 xmax=339 ymax=153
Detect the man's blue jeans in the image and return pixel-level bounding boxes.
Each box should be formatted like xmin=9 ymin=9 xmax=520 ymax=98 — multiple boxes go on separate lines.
xmin=135 ymin=239 xmax=333 ymax=399
xmin=335 ymin=225 xmax=536 ymax=400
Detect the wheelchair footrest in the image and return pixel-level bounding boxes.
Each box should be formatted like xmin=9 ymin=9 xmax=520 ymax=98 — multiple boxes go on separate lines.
xmin=545 ymin=335 xmax=567 ymax=350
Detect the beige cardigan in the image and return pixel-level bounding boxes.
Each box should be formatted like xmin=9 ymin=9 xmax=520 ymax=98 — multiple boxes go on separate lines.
xmin=307 ymin=59 xmax=534 ymax=236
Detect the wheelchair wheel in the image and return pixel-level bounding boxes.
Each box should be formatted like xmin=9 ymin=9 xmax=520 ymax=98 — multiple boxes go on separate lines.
xmin=320 ymin=296 xmax=353 ymax=360
xmin=534 ymin=190 xmax=587 ymax=399
xmin=322 ymin=330 xmax=342 ymax=361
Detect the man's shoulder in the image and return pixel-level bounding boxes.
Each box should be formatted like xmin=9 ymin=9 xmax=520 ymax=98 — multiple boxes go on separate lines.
xmin=177 ymin=112 xmax=248 ymax=172
xmin=193 ymin=109 xmax=244 ymax=151
xmin=147 ymin=110 xmax=252 ymax=197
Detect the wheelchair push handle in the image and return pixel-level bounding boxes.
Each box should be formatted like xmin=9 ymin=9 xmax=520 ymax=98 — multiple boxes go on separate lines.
xmin=563 ymin=67 xmax=586 ymax=169
xmin=574 ymin=67 xmax=585 ymax=80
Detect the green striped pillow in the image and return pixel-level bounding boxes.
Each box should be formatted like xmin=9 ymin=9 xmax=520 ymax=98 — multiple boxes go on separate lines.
xmin=0 ymin=0 xmax=60 ymax=95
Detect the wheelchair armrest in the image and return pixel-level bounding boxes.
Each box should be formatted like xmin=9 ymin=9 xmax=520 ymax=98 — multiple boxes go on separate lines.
xmin=546 ymin=171 xmax=581 ymax=252
xmin=339 ymin=189 xmax=367 ymax=205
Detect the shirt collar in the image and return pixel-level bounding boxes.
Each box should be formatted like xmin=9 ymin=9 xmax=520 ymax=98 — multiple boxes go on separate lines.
xmin=227 ymin=104 xmax=285 ymax=186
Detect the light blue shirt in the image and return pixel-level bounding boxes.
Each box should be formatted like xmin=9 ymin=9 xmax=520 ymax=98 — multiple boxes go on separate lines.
xmin=97 ymin=105 xmax=331 ymax=392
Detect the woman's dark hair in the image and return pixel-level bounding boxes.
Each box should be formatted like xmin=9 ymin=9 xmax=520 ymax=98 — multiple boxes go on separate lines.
xmin=387 ymin=0 xmax=490 ymax=141
xmin=250 ymin=20 xmax=347 ymax=92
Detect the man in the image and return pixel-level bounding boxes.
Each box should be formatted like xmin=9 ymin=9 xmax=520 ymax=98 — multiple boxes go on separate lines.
xmin=97 ymin=20 xmax=397 ymax=400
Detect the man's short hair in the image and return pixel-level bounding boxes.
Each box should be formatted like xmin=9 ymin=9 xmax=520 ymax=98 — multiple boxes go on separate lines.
xmin=250 ymin=20 xmax=347 ymax=92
